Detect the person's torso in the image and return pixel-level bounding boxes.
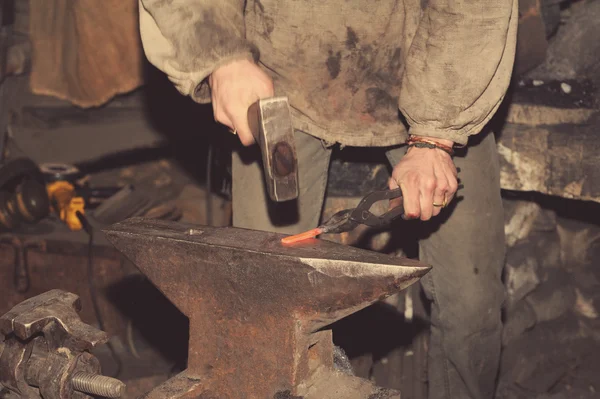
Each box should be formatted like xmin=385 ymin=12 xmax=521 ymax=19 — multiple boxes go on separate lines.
xmin=245 ymin=0 xmax=423 ymax=146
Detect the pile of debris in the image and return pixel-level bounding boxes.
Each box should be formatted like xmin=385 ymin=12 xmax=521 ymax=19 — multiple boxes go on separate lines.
xmin=497 ymin=196 xmax=600 ymax=398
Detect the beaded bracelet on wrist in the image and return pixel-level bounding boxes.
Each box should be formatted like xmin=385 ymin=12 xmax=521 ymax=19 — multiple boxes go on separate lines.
xmin=406 ymin=135 xmax=454 ymax=156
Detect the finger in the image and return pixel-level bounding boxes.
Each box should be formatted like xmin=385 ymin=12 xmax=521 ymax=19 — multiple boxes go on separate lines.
xmin=229 ymin=106 xmax=256 ymax=147
xmin=444 ymin=170 xmax=459 ymax=206
xmin=436 ymin=159 xmax=458 ymax=205
xmin=447 ymin=172 xmax=459 ymax=196
xmin=397 ymin=177 xmax=420 ymax=220
xmin=419 ymin=176 xmax=436 ymax=221
xmin=432 ymin=177 xmax=449 ymax=217
xmin=213 ymin=102 xmax=234 ymax=130
xmin=388 ymin=178 xmax=403 ymax=210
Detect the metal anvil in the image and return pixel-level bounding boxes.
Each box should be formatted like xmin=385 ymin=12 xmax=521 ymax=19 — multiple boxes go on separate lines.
xmin=103 ymin=218 xmax=430 ymax=399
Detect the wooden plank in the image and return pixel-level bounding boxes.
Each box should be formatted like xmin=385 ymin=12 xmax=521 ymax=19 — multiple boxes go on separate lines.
xmin=506 ymin=103 xmax=595 ymax=126
xmin=497 ymin=121 xmax=600 ymax=202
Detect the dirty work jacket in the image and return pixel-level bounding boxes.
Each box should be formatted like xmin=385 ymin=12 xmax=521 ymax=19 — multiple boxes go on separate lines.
xmin=139 ymin=0 xmax=518 ymax=147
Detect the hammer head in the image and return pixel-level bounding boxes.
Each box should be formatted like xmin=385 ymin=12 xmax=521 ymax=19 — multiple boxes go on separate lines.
xmin=248 ymin=97 xmax=299 ymax=202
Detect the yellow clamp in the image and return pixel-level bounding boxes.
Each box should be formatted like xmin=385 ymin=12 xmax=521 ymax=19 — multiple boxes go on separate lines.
xmin=46 ymin=181 xmax=85 ymax=231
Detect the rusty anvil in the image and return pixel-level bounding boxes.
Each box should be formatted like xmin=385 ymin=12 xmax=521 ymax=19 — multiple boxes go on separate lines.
xmin=248 ymin=97 xmax=299 ymax=202
xmin=103 ymin=217 xmax=430 ymax=399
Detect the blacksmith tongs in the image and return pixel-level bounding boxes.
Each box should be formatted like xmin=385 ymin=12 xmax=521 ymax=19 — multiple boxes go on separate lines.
xmin=281 ymin=188 xmax=404 ymax=244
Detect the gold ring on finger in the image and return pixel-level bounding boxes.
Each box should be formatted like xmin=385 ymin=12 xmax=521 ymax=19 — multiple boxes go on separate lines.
xmin=442 ymin=196 xmax=448 ymax=208
xmin=433 ymin=202 xmax=443 ymax=207
xmin=229 ymin=128 xmax=237 ymax=135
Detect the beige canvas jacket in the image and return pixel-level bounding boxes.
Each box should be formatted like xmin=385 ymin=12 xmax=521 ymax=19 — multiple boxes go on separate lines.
xmin=139 ymin=0 xmax=518 ymax=147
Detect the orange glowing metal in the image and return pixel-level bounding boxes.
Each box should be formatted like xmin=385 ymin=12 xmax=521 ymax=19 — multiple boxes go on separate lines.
xmin=281 ymin=228 xmax=323 ymax=245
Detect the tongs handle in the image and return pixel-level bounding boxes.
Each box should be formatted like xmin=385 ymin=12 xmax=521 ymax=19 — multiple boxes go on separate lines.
xmin=356 ymin=183 xmax=465 ymax=227
xmin=351 ymin=188 xmax=404 ymax=227
xmin=355 ymin=188 xmax=403 ymax=209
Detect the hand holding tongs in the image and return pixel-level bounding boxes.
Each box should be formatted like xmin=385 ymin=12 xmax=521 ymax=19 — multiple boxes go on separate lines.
xmin=281 ymin=188 xmax=404 ymax=244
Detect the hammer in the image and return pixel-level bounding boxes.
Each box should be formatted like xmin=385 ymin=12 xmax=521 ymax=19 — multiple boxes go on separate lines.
xmin=247 ymin=97 xmax=299 ymax=202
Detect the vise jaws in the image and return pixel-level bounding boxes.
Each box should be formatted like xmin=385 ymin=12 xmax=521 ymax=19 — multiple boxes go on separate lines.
xmin=0 ymin=290 xmax=125 ymax=399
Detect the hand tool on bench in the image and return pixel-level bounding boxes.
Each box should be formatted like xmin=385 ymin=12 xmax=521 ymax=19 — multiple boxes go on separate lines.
xmin=247 ymin=96 xmax=299 ymax=202
xmin=0 ymin=157 xmax=49 ymax=231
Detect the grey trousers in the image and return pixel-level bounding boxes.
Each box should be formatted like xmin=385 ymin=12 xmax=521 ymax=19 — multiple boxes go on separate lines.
xmin=232 ymin=131 xmax=506 ymax=399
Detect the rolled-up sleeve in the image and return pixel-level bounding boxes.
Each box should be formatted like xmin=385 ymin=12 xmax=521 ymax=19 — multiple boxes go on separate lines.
xmin=398 ymin=0 xmax=518 ymax=146
xmin=139 ymin=0 xmax=258 ymax=103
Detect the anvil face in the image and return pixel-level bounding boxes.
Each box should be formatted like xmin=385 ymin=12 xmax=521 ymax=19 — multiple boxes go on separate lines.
xmin=103 ymin=218 xmax=430 ymax=399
